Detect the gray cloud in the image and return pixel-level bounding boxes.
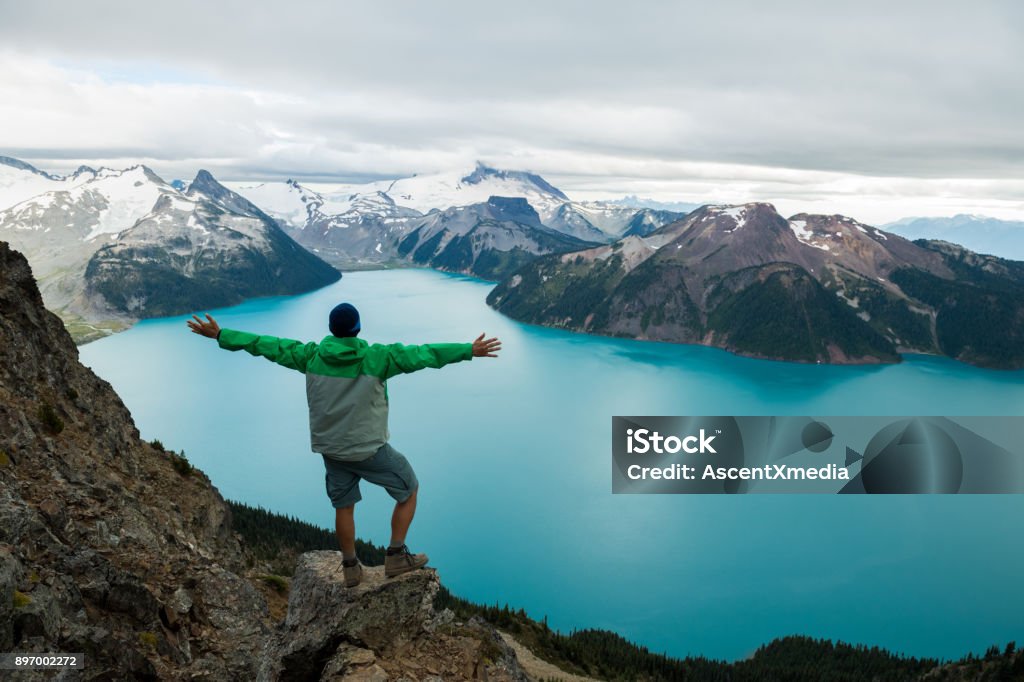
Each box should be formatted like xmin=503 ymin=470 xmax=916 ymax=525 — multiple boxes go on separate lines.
xmin=0 ymin=0 xmax=1021 ymax=220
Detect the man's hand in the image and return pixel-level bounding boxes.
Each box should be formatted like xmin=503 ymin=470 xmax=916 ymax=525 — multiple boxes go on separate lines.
xmin=188 ymin=313 xmax=221 ymax=339
xmin=472 ymin=333 xmax=501 ymax=358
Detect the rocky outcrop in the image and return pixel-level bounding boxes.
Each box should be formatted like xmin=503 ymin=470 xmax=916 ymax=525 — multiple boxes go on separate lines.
xmin=259 ymin=552 xmax=527 ymax=681
xmin=0 ymin=239 xmax=271 ymax=679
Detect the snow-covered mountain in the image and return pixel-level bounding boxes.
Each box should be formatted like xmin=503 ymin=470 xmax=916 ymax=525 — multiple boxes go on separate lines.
xmin=356 ymin=162 xmax=571 ymax=216
xmin=621 ymin=208 xmax=690 ymax=237
xmin=1 ymin=165 xmax=175 ymax=243
xmin=231 ymin=162 xmax=688 ymax=263
xmin=546 ymin=201 xmax=687 ymax=239
xmin=883 ymin=214 xmax=1024 ymax=261
xmin=85 ymin=171 xmax=340 ymax=318
xmin=375 ymin=164 xmax=687 ymax=240
xmin=230 ymin=178 xmax=353 ymax=231
xmin=0 ymin=157 xmax=338 ymax=341
xmin=0 ymin=156 xmax=96 ymax=210
xmin=0 ymin=162 xmax=182 ymax=337
xmin=234 ymin=179 xmax=423 ymax=266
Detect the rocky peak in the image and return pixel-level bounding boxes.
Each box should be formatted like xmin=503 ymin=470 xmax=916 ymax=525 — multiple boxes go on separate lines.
xmin=259 ymin=552 xmax=527 ymax=681
xmin=188 ymin=169 xmax=267 ymax=218
xmin=189 ymin=166 xmax=260 ymax=215
xmin=650 ymin=202 xmax=809 ymax=275
xmin=188 ymin=168 xmax=220 ymax=192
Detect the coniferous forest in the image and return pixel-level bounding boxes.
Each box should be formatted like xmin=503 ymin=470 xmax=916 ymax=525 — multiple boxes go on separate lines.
xmin=229 ymin=500 xmax=1023 ymax=681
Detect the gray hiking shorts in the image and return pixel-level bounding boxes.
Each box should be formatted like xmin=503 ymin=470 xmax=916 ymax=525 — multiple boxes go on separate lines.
xmin=322 ymin=443 xmax=419 ymax=509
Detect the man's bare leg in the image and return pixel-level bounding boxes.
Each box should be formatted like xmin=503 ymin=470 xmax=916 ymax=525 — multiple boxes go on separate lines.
xmin=337 ymin=504 xmax=364 ymax=586
xmin=384 ymin=488 xmax=428 ymax=577
xmin=335 ymin=505 xmax=356 ymax=558
xmin=390 ymin=488 xmax=417 ymax=547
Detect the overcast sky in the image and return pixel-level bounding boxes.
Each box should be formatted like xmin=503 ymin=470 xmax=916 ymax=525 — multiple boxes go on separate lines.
xmin=1 ymin=0 xmax=1022 ymax=222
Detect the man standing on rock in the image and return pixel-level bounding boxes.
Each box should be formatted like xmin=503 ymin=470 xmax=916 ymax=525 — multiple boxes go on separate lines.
xmin=187 ymin=303 xmax=501 ymax=587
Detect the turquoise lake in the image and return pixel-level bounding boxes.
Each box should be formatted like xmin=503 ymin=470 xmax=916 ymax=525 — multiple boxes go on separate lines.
xmin=79 ymin=268 xmax=1024 ymax=662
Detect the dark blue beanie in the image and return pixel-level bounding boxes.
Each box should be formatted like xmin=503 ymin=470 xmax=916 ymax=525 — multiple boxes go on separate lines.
xmin=329 ymin=303 xmax=361 ymax=337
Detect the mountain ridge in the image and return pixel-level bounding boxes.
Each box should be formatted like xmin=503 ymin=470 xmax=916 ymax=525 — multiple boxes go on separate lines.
xmin=0 ymin=159 xmax=340 ymax=342
xmin=231 ymin=162 xmax=688 ymax=263
xmin=488 ymin=202 xmax=1024 ymax=368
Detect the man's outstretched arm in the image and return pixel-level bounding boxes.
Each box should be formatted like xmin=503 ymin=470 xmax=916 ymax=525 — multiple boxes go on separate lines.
xmin=187 ymin=313 xmax=318 ymax=373
xmin=377 ymin=333 xmax=501 ymax=378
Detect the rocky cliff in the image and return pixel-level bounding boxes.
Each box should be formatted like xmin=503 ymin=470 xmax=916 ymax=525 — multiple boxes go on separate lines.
xmin=0 ymin=239 xmax=270 ymax=678
xmin=0 ymin=239 xmax=530 ymax=680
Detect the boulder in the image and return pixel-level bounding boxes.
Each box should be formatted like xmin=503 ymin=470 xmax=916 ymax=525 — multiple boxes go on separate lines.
xmin=259 ymin=552 xmax=527 ymax=681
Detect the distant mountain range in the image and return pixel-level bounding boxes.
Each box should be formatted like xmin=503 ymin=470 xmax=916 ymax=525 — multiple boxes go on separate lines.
xmin=0 ymin=157 xmax=339 ymax=341
xmin=488 ymin=203 xmax=1024 ymax=369
xmin=607 ymin=195 xmax=703 ymax=213
xmin=883 ymin=214 xmax=1024 ymax=261
xmin=0 ymin=155 xmax=690 ymax=341
xmin=230 ymin=162 xmax=689 ymax=267
xmin=5 ymin=152 xmax=1024 ymax=366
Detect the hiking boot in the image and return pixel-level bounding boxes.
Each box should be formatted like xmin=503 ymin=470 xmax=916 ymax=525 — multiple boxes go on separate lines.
xmin=384 ymin=544 xmax=429 ymax=578
xmin=342 ymin=558 xmax=363 ymax=587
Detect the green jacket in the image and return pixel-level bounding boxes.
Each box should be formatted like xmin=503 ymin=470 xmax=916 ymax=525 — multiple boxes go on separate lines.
xmin=218 ymin=329 xmax=473 ymax=461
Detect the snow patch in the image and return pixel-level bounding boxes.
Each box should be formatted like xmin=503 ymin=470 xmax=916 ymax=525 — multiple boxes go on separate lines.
xmin=835 ymin=291 xmax=859 ymax=308
xmin=789 ymin=219 xmax=812 ymax=240
xmin=720 ymin=206 xmax=747 ymax=229
xmin=789 ymin=219 xmax=832 ymax=251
